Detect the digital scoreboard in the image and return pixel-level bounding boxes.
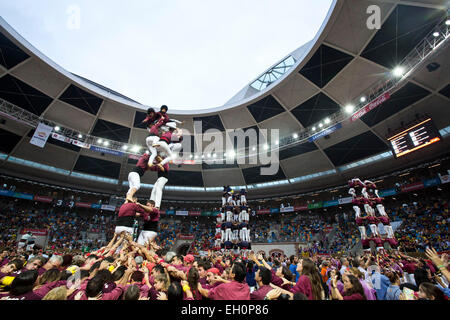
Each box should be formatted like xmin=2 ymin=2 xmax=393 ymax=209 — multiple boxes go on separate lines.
xmin=388 ymin=118 xmax=441 ymax=158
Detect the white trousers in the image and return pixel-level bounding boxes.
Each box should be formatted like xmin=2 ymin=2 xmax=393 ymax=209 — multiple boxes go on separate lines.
xmin=225 ymin=229 xmax=232 ymax=242
xmin=156 ymin=141 xmax=175 ymax=166
xmin=146 ymin=136 xmax=160 ymax=166
xmin=358 ymin=226 xmax=367 ymax=239
xmin=364 ymin=204 xmax=372 ymax=215
xmin=222 ymin=197 xmax=226 ymax=207
xmin=115 ymin=226 xmax=134 ymax=235
xmin=137 ymin=230 xmax=158 ymax=246
xmin=221 ymin=230 xmax=225 ymax=242
xmin=169 ymin=142 xmax=182 ymax=153
xmin=376 ymin=204 xmax=387 ymax=216
xmin=232 ymin=230 xmax=239 ymax=241
xmin=150 ymin=177 xmax=168 ymax=208
xmin=234 ymin=214 xmax=239 ymax=222
xmin=353 ymin=206 xmax=361 ymax=218
xmin=245 ymin=229 xmax=250 ymax=242
xmin=226 ymin=211 xmax=233 ymax=222
xmin=240 ymin=195 xmax=246 ymax=204
xmin=385 ymin=225 xmax=394 ymax=238
xmin=369 ymin=224 xmax=379 ymax=237
xmin=128 ymin=172 xmax=141 ymax=193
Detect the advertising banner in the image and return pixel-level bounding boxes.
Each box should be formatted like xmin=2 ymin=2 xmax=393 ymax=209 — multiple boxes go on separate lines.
xmin=51 ymin=133 xmax=73 ymax=144
xmin=21 ymin=228 xmax=48 ymax=236
xmin=90 ymin=146 xmax=124 ymax=157
xmin=270 ymin=208 xmax=279 ymax=214
xmin=75 ymin=202 xmax=92 ymax=208
xmin=257 ymin=209 xmax=270 ymax=215
xmin=323 ymin=200 xmax=339 ymax=207
xmin=175 ymin=210 xmax=189 ymax=216
xmin=34 ymin=196 xmax=53 ymax=203
xmin=351 ymin=92 xmax=391 ymax=122
xmin=338 ymin=197 xmax=353 ymax=205
xmin=307 ymin=202 xmax=323 ymax=210
xmin=100 ymin=204 xmax=116 ymax=212
xmin=379 ymin=188 xmax=397 ymax=197
xmin=308 ymin=123 xmax=342 ymax=142
xmin=91 ymin=204 xmax=102 ymax=209
xmin=280 ymin=206 xmax=294 ymax=213
xmin=438 ymin=174 xmax=450 ymax=184
xmin=189 ymin=211 xmax=201 ymax=216
xmin=294 ymin=205 xmax=308 ymax=211
xmin=30 ymin=122 xmax=53 ymax=148
xmin=166 ymin=210 xmax=175 ymax=215
xmin=401 ymin=182 xmax=424 ymax=193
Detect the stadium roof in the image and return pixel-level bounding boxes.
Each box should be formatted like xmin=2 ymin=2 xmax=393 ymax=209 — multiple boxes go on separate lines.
xmin=0 ymin=0 xmax=449 ymax=201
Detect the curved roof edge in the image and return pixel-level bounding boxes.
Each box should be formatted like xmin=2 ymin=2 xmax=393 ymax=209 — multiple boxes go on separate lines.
xmin=0 ymin=0 xmax=340 ymax=115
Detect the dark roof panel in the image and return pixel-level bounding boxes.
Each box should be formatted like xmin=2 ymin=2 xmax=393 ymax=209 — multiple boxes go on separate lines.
xmin=247 ymin=95 xmax=285 ymax=122
xmin=0 ymin=74 xmax=53 ymax=116
xmin=299 ymin=44 xmax=353 ymax=88
xmin=0 ymin=31 xmax=30 ymax=69
xmin=59 ymin=84 xmax=103 ymax=115
xmin=323 ymin=131 xmax=389 ymax=167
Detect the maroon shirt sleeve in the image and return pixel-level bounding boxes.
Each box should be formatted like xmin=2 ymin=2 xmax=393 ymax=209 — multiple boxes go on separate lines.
xmin=290 ymin=275 xmax=313 ymax=300
xmin=101 ymin=285 xmax=124 ymax=300
xmin=343 ymin=293 xmax=364 ymax=300
xmin=34 ymin=280 xmax=67 ymax=298
xmin=270 ymin=269 xmax=283 ymax=286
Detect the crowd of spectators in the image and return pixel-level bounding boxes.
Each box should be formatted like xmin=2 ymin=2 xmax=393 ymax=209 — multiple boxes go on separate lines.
xmin=0 ymin=230 xmax=448 ymax=301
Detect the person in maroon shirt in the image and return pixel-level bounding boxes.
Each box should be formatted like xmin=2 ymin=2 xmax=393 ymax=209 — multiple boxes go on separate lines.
xmin=290 ymin=258 xmax=324 ymax=300
xmin=330 ymin=273 xmax=366 ymax=300
xmin=136 ymin=200 xmax=161 ymax=246
xmin=126 ymin=153 xmax=151 ymax=202
xmin=141 ymin=107 xmax=158 ymax=131
xmin=250 ymin=267 xmax=273 ymax=300
xmin=115 ymin=197 xmax=147 ymax=236
xmin=197 ymin=262 xmax=250 ymax=300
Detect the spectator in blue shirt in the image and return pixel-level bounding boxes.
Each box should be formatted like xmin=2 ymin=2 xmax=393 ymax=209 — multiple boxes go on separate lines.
xmin=289 ymin=255 xmax=299 ymax=282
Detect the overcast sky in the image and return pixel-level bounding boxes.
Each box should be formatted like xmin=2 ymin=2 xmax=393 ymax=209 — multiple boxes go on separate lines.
xmin=1 ymin=0 xmax=333 ymax=110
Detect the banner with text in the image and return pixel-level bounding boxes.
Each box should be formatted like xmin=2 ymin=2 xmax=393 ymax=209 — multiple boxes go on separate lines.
xmin=308 ymin=123 xmax=342 ymax=142
xmin=351 ymin=92 xmax=391 ymax=122
xmin=30 ymin=122 xmax=54 ymax=148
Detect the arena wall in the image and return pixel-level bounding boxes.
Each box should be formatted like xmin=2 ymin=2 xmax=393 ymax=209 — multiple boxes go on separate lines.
xmin=251 ymin=242 xmax=303 ymax=257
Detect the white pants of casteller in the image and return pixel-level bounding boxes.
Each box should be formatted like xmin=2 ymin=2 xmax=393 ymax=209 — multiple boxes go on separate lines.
xmin=220 ymin=212 xmax=225 ymax=222
xmin=146 ymin=136 xmax=160 ymax=165
xmin=226 ymin=211 xmax=233 ymax=222
xmin=225 ymin=229 xmax=232 ymax=242
xmin=215 ymin=239 xmax=221 ymax=247
xmin=137 ymin=230 xmax=158 ymax=246
xmin=353 ymin=206 xmax=361 ymax=218
xmin=216 ymin=228 xmax=221 ymax=234
xmin=128 ymin=172 xmax=141 ymax=194
xmin=222 ymin=197 xmax=226 ymax=207
xmin=115 ymin=226 xmax=134 ymax=235
xmin=240 ymin=227 xmax=248 ymax=242
xmin=221 ymin=230 xmax=225 ymax=242
xmin=245 ymin=229 xmax=251 ymax=242
xmin=364 ymin=204 xmax=372 ymax=215
xmin=369 ymin=224 xmax=379 ymax=237
xmin=244 ymin=211 xmax=249 ymax=221
xmin=358 ymin=226 xmax=367 ymax=239
xmin=169 ymin=143 xmax=182 ymax=153
xmin=234 ymin=214 xmax=239 ymax=222
xmin=150 ymin=177 xmax=168 ymax=208
xmin=156 ymin=141 xmax=175 ymax=166
xmin=232 ymin=230 xmax=239 ymax=241
xmin=385 ymin=225 xmax=394 ymax=238
xmin=240 ymin=195 xmax=246 ymax=204
xmin=376 ymin=204 xmax=387 ymax=216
